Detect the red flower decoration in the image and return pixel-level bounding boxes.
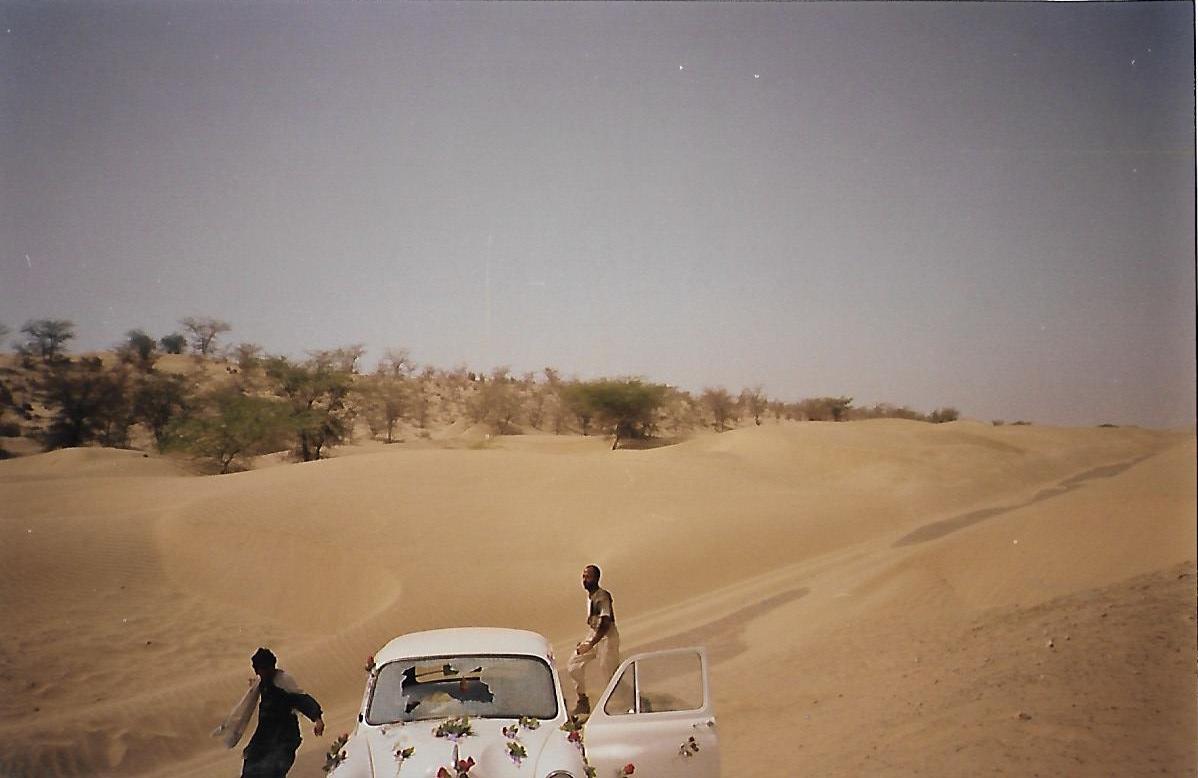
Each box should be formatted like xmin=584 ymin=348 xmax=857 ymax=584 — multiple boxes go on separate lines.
xmin=457 ymin=757 xmax=476 ymax=771
xmin=437 ymin=769 xmax=451 ymax=778
xmin=623 ymin=764 xmax=636 ymax=775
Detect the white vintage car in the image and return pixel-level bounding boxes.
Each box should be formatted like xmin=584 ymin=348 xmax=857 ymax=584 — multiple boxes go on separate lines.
xmin=328 ymin=627 xmax=719 ymax=778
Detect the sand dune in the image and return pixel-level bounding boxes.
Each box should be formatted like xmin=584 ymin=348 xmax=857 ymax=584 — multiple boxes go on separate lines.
xmin=1 ymin=421 xmax=1193 ymax=776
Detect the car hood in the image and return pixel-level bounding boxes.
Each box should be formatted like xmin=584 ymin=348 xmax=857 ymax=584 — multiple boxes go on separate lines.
xmin=361 ymin=718 xmax=566 ymax=777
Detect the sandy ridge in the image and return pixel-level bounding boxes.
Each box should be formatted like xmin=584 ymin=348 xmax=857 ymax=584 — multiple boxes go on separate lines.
xmin=1 ymin=421 xmax=1192 ymax=776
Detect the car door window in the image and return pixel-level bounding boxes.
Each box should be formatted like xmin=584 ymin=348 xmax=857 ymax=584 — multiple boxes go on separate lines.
xmin=586 ymin=648 xmax=719 ymax=778
xmin=603 ymin=651 xmax=704 ymax=715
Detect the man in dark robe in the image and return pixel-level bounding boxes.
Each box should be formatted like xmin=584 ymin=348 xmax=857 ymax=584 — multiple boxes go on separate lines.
xmin=242 ymin=647 xmax=325 ymax=778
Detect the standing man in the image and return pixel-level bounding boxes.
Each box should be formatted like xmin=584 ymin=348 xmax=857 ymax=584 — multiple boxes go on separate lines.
xmin=566 ymin=564 xmax=620 ymax=717
xmin=241 ymin=647 xmax=325 ymax=778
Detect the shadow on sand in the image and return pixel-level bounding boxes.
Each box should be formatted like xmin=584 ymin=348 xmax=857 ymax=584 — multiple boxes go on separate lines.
xmin=626 ymin=587 xmax=809 ymax=665
xmin=893 ymin=455 xmax=1153 ymax=547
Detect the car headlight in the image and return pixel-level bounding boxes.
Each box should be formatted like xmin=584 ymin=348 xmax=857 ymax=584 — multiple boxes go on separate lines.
xmin=544 ymin=772 xmax=575 ymax=778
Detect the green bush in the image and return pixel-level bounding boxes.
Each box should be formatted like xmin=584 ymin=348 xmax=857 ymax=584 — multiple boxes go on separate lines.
xmin=167 ymin=389 xmax=292 ymax=473
xmin=566 ymin=378 xmax=667 ymax=449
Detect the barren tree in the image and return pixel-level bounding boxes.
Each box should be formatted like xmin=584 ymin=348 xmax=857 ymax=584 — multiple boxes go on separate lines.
xmin=543 ymin=367 xmax=570 ymax=434
xmin=469 ymin=366 xmax=520 ymax=433
xmin=231 ymin=342 xmax=264 ymax=372
xmin=309 ymin=344 xmax=366 ymax=374
xmin=377 ymin=347 xmax=416 ymax=378
xmin=180 ymin=317 xmax=231 ymax=356
xmin=701 ymin=387 xmax=736 ymax=431
xmin=362 ymin=373 xmax=408 ymax=443
xmin=410 ymin=383 xmax=430 ymax=428
xmin=523 ymin=374 xmax=549 ymax=430
xmin=739 ymin=386 xmax=768 ymax=426
xmin=19 ymin=319 xmax=75 ymax=364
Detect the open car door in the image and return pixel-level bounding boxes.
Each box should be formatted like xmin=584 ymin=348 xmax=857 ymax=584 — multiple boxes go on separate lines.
xmin=583 ymin=647 xmax=719 ymax=778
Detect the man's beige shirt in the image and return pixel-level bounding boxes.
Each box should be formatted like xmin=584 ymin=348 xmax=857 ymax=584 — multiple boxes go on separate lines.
xmin=586 ymin=586 xmax=616 ymax=634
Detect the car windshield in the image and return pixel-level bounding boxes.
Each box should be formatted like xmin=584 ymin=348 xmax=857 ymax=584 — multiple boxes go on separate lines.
xmin=366 ymin=654 xmax=558 ymax=724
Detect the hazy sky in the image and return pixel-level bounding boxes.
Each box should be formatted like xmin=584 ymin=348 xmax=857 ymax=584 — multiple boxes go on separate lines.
xmin=2 ymin=2 xmax=1194 ymax=427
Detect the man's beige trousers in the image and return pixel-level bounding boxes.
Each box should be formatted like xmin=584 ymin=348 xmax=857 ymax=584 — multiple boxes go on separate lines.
xmin=566 ymin=626 xmax=620 ymax=701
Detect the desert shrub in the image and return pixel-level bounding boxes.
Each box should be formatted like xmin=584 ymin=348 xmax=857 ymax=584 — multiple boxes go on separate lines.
xmin=739 ymin=386 xmax=768 ymax=426
xmin=117 ymin=329 xmax=159 ymax=371
xmin=360 ymin=373 xmax=408 ymax=443
xmin=658 ymin=386 xmax=703 ymax=433
xmin=133 ymin=372 xmax=194 ymax=450
xmin=410 ymin=384 xmax=430 ymax=428
xmin=264 ymin=355 xmax=355 ymax=461
xmin=700 ymin=387 xmax=736 ymax=431
xmin=231 ymin=342 xmax=263 ymax=372
xmin=928 ymin=407 xmax=960 ymax=423
xmin=851 ymin=403 xmax=925 ymax=421
xmin=566 ymin=378 xmax=667 ymax=449
xmin=308 ymin=344 xmax=365 ymax=374
xmin=159 ymin=333 xmax=187 ymax=354
xmin=469 ymin=366 xmax=521 ymax=433
xmin=798 ymin=396 xmax=854 ymax=422
xmin=39 ymin=357 xmax=133 ymax=448
xmin=539 ymin=370 xmax=570 ymax=435
xmin=522 ymin=376 xmax=550 ymax=430
xmin=376 ymin=347 xmax=417 ymax=378
xmin=558 ymin=382 xmax=591 ymax=435
xmin=167 ymin=389 xmax=292 ymax=473
xmin=0 ymin=376 xmax=13 ymax=411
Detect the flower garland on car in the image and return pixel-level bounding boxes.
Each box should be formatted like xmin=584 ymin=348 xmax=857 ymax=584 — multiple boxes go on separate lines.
xmin=559 ymin=717 xmax=637 ymax=778
xmin=500 ymin=715 xmax=541 ymax=766
xmin=332 ymin=708 xmax=638 ymax=777
xmin=322 ymin=733 xmax=350 ymax=773
xmin=393 ymin=744 xmax=415 ymax=768
xmin=432 ymin=716 xmax=477 ymax=777
xmin=560 ymin=717 xmax=598 ymax=778
xmin=437 ymin=756 xmax=476 ymax=778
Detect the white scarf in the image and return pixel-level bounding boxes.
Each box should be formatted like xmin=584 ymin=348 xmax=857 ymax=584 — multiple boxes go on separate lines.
xmin=210 ymin=670 xmax=305 ymax=749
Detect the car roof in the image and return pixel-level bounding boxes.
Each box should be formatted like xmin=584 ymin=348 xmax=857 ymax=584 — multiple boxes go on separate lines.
xmin=374 ymin=627 xmax=553 ymax=665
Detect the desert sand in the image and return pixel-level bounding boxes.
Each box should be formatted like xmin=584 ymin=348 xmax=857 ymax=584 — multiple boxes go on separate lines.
xmin=1 ymin=420 xmax=1194 ymax=776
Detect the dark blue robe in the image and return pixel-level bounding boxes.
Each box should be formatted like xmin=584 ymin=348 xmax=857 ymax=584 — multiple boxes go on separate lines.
xmin=241 ymin=673 xmax=322 ymax=778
